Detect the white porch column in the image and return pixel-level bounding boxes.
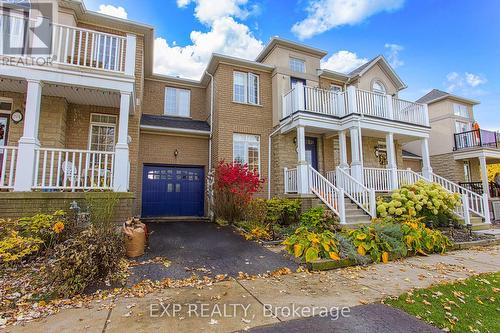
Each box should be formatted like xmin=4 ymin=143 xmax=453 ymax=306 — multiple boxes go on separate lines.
xmin=349 ymin=126 xmax=363 ymax=183
xmin=14 ymin=80 xmax=43 ymax=191
xmin=386 ymin=132 xmax=398 ymax=190
xmin=421 ymin=137 xmax=433 ymax=180
xmin=113 ymin=92 xmax=131 ymax=192
xmin=296 ymin=126 xmax=309 ymax=194
xmin=338 ymin=130 xmax=349 ymax=169
xmin=478 ymin=156 xmax=489 ymax=199
xmin=346 ymin=86 xmax=357 ymax=114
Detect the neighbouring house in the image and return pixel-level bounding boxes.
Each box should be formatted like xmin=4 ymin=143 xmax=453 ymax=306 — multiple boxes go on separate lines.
xmin=404 ymin=89 xmax=500 ymax=219
xmin=0 ymin=0 xmax=492 ymax=225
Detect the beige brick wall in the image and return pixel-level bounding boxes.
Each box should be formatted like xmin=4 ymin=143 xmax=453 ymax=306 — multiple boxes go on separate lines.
xmin=403 ymin=159 xmax=422 ymax=172
xmin=142 ymin=79 xmax=208 ymax=121
xmin=431 ymin=153 xmax=481 ymax=183
xmin=211 ymin=63 xmax=273 ymax=196
xmin=135 ymin=132 xmax=209 ymax=214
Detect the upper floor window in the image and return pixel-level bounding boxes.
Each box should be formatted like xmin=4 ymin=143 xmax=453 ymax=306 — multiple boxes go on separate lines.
xmin=233 ymin=133 xmax=260 ymax=173
xmin=372 ymin=80 xmax=386 ymax=94
xmin=330 ymin=84 xmax=342 ymax=93
xmin=455 ymin=120 xmax=470 ymax=134
xmin=453 ymin=103 xmax=469 ymax=118
xmin=0 ymin=9 xmax=27 ymax=55
xmin=165 ymin=87 xmax=190 ymax=117
xmin=233 ymin=71 xmax=259 ymax=105
xmin=88 ymin=114 xmax=116 ymax=152
xmin=289 ymin=57 xmax=305 ymax=73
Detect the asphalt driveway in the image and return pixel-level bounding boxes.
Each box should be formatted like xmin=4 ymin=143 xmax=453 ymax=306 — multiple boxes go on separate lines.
xmin=128 ymin=221 xmax=298 ymax=284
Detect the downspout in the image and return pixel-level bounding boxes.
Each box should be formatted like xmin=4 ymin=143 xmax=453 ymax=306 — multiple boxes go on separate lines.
xmin=206 ymin=71 xmax=215 ymax=220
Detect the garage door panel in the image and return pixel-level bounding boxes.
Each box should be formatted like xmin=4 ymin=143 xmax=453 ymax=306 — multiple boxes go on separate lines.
xmin=142 ymin=165 xmax=204 ymax=218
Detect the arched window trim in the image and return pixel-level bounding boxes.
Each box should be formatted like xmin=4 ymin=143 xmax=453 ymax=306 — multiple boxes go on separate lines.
xmin=372 ymin=80 xmax=387 ymax=94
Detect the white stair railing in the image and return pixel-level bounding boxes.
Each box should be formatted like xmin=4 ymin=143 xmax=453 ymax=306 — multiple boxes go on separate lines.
xmin=336 ymin=167 xmax=376 ymax=218
xmin=308 ymin=166 xmax=346 ymax=224
xmin=0 ymin=146 xmax=18 ymax=190
xmin=283 ymin=167 xmax=298 ymax=193
xmin=325 ymin=170 xmax=336 ymax=186
xmin=430 ymin=173 xmax=489 ymax=223
xmin=396 ymin=168 xmax=425 ymax=186
xmin=363 ymin=167 xmax=391 ymax=192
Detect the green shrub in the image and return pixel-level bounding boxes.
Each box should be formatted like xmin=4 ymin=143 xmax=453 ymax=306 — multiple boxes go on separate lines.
xmin=265 ymin=198 xmax=301 ymax=225
xmin=283 ymin=227 xmax=340 ymax=262
xmin=401 ymin=219 xmax=452 ymax=255
xmin=376 ymin=181 xmax=461 ymax=222
xmin=85 ymin=192 xmax=120 ymax=229
xmin=48 ymin=226 xmax=124 ymax=297
xmin=300 ymin=206 xmax=339 ymax=232
xmin=17 ymin=210 xmax=71 ymax=250
xmin=0 ymin=230 xmax=43 ymax=264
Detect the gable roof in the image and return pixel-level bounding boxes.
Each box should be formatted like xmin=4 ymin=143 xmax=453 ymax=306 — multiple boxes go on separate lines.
xmin=347 ymin=55 xmax=407 ymax=90
xmin=402 ymin=150 xmax=421 ymax=159
xmin=255 ymin=37 xmax=328 ymax=63
xmin=416 ymin=89 xmax=480 ymax=105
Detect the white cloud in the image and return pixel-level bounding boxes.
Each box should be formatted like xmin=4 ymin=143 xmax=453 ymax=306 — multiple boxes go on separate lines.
xmin=176 ymin=0 xmax=254 ymax=24
xmin=445 ymin=71 xmax=487 ymax=94
xmin=384 ymin=43 xmax=404 ymax=68
xmin=153 ymin=16 xmax=263 ymax=79
xmin=292 ymin=0 xmax=405 ymax=39
xmin=98 ymin=4 xmax=128 ymax=19
xmin=321 ymin=50 xmax=368 ymax=73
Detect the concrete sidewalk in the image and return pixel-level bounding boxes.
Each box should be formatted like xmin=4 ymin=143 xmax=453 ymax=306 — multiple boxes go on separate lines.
xmin=3 ymin=246 xmax=499 ymax=333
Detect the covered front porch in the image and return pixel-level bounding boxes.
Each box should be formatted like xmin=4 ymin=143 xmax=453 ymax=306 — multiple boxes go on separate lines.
xmin=0 ymin=77 xmax=133 ymax=192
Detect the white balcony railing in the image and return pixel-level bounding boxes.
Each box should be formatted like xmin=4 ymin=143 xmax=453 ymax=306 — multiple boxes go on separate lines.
xmin=33 ymin=148 xmax=115 ymax=191
xmin=0 ymin=146 xmax=18 ymax=190
xmin=52 ymin=24 xmax=127 ymax=72
xmin=282 ymin=84 xmax=428 ymax=126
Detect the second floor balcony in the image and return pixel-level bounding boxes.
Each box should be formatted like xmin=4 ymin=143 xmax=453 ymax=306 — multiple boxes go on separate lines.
xmin=454 ymin=129 xmax=500 ymax=151
xmin=282 ymin=84 xmax=429 ymax=127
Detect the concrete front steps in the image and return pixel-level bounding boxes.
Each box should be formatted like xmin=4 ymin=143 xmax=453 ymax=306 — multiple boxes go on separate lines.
xmin=470 ymin=216 xmax=493 ymax=231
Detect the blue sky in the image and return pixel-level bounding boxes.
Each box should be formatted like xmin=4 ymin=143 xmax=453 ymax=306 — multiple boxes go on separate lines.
xmin=85 ymin=0 xmax=500 ymax=129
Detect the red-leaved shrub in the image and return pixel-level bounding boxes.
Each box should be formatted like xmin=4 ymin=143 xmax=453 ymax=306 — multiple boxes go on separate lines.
xmin=213 ymin=161 xmax=264 ymax=223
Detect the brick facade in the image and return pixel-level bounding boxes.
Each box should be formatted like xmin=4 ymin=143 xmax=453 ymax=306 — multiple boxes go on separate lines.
xmin=430 ymin=153 xmax=481 ymax=183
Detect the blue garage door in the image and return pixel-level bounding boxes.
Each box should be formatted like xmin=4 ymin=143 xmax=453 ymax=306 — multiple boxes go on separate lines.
xmin=142 ymin=165 xmax=205 ymax=217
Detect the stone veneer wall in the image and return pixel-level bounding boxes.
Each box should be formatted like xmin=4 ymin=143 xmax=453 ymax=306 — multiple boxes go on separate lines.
xmin=431 ymin=153 xmax=482 ymax=183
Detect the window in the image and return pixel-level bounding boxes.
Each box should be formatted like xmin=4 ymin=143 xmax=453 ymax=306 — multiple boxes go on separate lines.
xmin=455 ymin=121 xmax=470 ymax=134
xmin=233 ymin=133 xmax=260 ymax=173
xmin=372 ymin=81 xmax=386 ymax=94
xmin=453 ymin=103 xmax=469 ymax=118
xmin=289 ymin=57 xmax=305 ymax=73
xmin=164 ymin=87 xmax=190 ymax=117
xmin=88 ymin=114 xmax=116 ymax=152
xmin=233 ymin=71 xmax=259 ymax=105
xmin=463 ymin=161 xmax=471 ymax=182
xmin=329 ymin=84 xmax=342 ymax=93
xmin=0 ymin=9 xmax=27 ymax=54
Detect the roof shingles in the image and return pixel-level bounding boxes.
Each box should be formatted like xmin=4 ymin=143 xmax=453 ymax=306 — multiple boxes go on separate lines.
xmin=141 ymin=114 xmax=210 ymax=132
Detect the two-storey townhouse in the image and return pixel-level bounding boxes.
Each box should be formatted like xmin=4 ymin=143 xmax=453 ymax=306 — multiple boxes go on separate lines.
xmin=0 ymin=2 xmax=491 ymax=226
xmin=405 ymin=89 xmax=500 ymax=219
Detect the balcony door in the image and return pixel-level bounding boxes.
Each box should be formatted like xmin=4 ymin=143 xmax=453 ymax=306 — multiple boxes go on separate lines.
xmin=305 ymin=137 xmax=318 ymax=170
xmin=291 ymin=77 xmax=306 ymax=110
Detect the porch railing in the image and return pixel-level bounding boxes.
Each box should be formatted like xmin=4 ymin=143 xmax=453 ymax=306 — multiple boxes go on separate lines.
xmin=363 ymin=167 xmax=391 ymax=192
xmin=0 ymin=146 xmax=18 ymax=190
xmin=458 ymin=181 xmax=483 ymax=195
xmin=336 ymin=167 xmax=376 ymax=218
xmin=392 ymin=97 xmax=427 ymax=125
xmin=453 ymin=129 xmax=500 ymax=150
xmin=356 ymin=89 xmax=389 ymax=119
xmin=396 ymin=168 xmax=425 ymax=186
xmin=52 ymin=24 xmax=127 ymax=72
xmin=33 ymin=148 xmax=115 ymax=191
xmin=283 ymin=167 xmax=298 ymax=193
xmin=282 ymin=86 xmax=347 ymax=118
xmin=308 ymin=165 xmax=345 ymax=223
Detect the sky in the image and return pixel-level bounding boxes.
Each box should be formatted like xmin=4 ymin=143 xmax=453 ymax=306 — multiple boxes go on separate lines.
xmin=84 ymin=0 xmax=500 ymax=130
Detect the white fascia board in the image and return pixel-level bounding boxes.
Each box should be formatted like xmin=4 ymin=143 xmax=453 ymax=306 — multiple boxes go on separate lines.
xmin=0 ymin=65 xmax=135 ymax=93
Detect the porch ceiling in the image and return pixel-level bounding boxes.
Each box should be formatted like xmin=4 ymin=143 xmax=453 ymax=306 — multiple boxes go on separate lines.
xmin=0 ymin=77 xmax=120 ymax=108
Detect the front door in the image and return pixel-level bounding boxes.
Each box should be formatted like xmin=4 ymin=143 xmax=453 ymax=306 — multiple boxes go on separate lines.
xmin=305 ymin=137 xmax=318 ymax=170
xmin=0 ymin=115 xmax=9 ymax=176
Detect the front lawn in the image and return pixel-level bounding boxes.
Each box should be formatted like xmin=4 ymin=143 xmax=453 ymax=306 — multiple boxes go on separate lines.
xmin=384 ymin=272 xmax=500 ymax=333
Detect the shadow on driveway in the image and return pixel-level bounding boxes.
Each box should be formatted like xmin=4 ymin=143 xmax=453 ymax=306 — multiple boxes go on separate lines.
xmin=128 ymin=221 xmax=298 ymax=285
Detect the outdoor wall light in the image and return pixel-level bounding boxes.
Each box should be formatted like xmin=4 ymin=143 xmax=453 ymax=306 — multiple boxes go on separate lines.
xmin=174 ymin=149 xmax=179 ymax=157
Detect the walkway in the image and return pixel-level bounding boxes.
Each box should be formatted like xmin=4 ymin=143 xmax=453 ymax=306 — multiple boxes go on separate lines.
xmin=4 ymin=246 xmax=499 ymax=333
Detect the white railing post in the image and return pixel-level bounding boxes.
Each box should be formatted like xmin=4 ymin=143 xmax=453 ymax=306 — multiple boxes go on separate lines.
xmin=283 ymin=167 xmax=288 ymax=193
xmin=369 ymin=188 xmax=376 ymax=218
xmin=461 ymin=194 xmax=471 ymax=225
xmin=346 ymin=85 xmax=357 ymax=114
xmin=482 ymin=193 xmax=491 ymax=224
xmin=386 ymin=132 xmax=398 ymax=190
xmin=113 ymin=92 xmax=131 ymax=192
xmin=423 ymin=103 xmax=430 ymax=126
xmin=386 ymin=94 xmax=394 ymax=120
xmin=294 ymin=82 xmax=305 ymax=112
xmin=338 ymin=188 xmax=346 ymax=224
xmin=420 ymin=137 xmax=433 ymax=180
xmin=14 ymin=80 xmax=43 ymax=191
xmin=124 ymin=34 xmax=137 ymax=76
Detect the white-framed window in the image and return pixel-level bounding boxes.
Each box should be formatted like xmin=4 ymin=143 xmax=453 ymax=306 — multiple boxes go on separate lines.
xmin=463 ymin=161 xmax=471 ymax=182
xmin=455 ymin=120 xmax=470 ymax=134
xmin=164 ymin=87 xmax=191 ymax=117
xmin=88 ymin=113 xmax=117 ymax=152
xmin=0 ymin=98 xmax=13 ymax=113
xmin=233 ymin=133 xmax=260 ymax=173
xmin=233 ymin=71 xmax=259 ymax=105
xmin=372 ymin=80 xmax=386 ymax=94
xmin=0 ymin=9 xmax=27 ymax=54
xmin=329 ymin=84 xmax=342 ymax=93
xmin=289 ymin=57 xmax=305 ymax=73
xmin=453 ymin=103 xmax=469 ymax=118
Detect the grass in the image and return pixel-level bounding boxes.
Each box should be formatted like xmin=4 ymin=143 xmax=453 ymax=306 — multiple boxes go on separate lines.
xmin=384 ymin=272 xmax=500 ymax=333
